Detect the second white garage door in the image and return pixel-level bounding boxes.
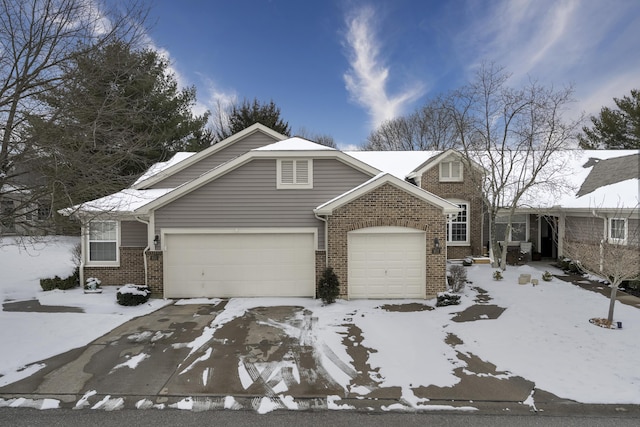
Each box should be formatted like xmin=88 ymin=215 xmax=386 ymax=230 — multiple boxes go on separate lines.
xmin=163 ymin=231 xmax=316 ymax=298
xmin=348 ymin=227 xmax=426 ymax=299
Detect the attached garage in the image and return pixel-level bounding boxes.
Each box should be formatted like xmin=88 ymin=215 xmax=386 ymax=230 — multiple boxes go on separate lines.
xmin=162 ymin=229 xmax=316 ymax=298
xmin=348 ymin=227 xmax=426 ymax=299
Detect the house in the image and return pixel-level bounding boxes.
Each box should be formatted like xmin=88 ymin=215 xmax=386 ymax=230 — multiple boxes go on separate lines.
xmin=63 ymin=123 xmax=485 ymax=299
xmin=66 ymin=121 xmax=636 ymax=299
xmin=518 ymin=150 xmax=639 ymax=265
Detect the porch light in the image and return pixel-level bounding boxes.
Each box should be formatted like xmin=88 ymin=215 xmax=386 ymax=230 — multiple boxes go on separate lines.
xmin=153 ymin=235 xmax=159 ymax=247
xmin=432 ymin=237 xmax=441 ymax=254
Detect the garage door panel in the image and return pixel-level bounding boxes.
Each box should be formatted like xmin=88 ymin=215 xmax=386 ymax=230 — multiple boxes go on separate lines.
xmin=164 ymin=232 xmax=315 ymax=298
xmin=348 ymin=229 xmax=426 ymax=299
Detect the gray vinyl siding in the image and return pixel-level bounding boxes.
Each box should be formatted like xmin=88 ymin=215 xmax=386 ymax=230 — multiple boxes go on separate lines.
xmin=154 ymin=158 xmax=372 ymax=249
xmin=150 ymin=132 xmax=280 ymax=189
xmin=565 ymin=216 xmax=604 ymax=244
xmin=629 ymin=218 xmax=639 ymax=246
xmin=121 ymin=220 xmax=147 ymax=247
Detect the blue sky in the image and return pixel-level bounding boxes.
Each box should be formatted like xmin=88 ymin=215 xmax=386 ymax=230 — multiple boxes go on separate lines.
xmin=146 ymin=0 xmax=640 ymax=149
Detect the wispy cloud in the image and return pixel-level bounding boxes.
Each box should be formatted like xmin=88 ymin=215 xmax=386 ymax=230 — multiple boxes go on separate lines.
xmin=342 ymin=6 xmax=424 ymax=128
xmin=456 ymin=0 xmax=640 ymax=117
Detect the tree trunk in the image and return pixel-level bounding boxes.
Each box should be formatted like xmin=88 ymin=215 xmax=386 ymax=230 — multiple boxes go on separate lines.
xmin=607 ymin=284 xmax=618 ymax=323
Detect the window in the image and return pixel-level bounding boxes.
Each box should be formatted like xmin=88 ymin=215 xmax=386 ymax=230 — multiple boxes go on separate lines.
xmin=609 ymin=218 xmax=627 ymax=244
xmin=88 ymin=220 xmax=118 ymax=263
xmin=495 ymin=214 xmax=528 ymax=242
xmin=277 ymin=159 xmax=313 ymax=189
xmin=447 ymin=203 xmax=469 ymax=244
xmin=440 ymin=160 xmax=463 ymax=182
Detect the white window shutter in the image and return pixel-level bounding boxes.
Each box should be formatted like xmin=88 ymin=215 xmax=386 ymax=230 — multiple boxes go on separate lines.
xmin=281 ymin=160 xmax=294 ymax=184
xmin=295 ymin=160 xmax=309 ymax=184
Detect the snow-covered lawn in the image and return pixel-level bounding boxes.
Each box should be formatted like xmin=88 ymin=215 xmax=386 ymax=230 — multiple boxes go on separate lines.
xmin=1 ymin=236 xmax=639 ymax=410
xmin=0 ymin=236 xmax=170 ymax=387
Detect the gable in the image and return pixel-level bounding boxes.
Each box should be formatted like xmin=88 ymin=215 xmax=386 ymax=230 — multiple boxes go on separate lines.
xmin=133 ymin=123 xmax=287 ymax=190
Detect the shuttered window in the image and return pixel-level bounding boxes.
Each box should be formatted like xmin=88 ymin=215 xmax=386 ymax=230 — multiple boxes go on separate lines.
xmin=277 ymin=159 xmax=313 ymax=189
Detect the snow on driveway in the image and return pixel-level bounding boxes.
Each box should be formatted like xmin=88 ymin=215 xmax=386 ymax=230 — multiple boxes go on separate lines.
xmin=1 ymin=236 xmax=639 ymax=406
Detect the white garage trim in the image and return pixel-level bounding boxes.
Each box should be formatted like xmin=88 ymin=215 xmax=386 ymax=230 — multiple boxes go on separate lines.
xmin=162 ymin=228 xmax=317 ymax=298
xmin=348 ymin=226 xmax=426 ymax=299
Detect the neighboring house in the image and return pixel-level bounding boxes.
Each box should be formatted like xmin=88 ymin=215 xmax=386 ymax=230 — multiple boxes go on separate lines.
xmin=499 ymin=150 xmax=639 ymax=263
xmin=63 ymin=123 xmax=472 ymax=299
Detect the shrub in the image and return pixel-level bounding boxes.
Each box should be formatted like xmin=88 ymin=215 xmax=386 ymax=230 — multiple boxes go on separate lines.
xmin=85 ymin=277 xmax=102 ymax=290
xmin=448 ymin=265 xmax=467 ymax=293
xmin=436 ymin=292 xmax=461 ymax=307
xmin=39 ymin=268 xmax=80 ymax=291
xmin=493 ymin=270 xmax=503 ymax=281
xmin=317 ymin=267 xmax=340 ymax=305
xmin=542 ymin=271 xmax=553 ymax=282
xmin=116 ymin=284 xmax=151 ymax=306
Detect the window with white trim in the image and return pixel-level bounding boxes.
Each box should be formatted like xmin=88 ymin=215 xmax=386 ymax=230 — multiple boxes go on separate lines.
xmin=495 ymin=214 xmax=528 ymax=242
xmin=88 ymin=220 xmax=118 ymax=263
xmin=447 ymin=203 xmax=469 ymax=244
xmin=277 ymin=159 xmax=313 ymax=189
xmin=440 ymin=160 xmax=463 ymax=182
xmin=609 ymin=218 xmax=627 ymax=244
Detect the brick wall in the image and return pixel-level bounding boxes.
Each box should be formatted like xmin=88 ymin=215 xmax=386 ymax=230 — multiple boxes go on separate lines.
xmin=420 ymin=166 xmax=484 ymax=258
xmin=146 ymin=250 xmax=164 ymax=295
xmin=326 ymin=183 xmax=447 ymax=298
xmin=84 ymin=247 xmax=145 ymax=286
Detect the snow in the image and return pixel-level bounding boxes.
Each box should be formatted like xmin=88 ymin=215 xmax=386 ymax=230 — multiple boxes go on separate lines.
xmin=345 ymin=151 xmax=439 ymax=179
xmin=0 ymin=236 xmax=171 ymax=386
xmin=2 ymin=236 xmax=640 ymax=411
xmin=133 ymin=152 xmax=196 ymax=186
xmin=62 ymin=188 xmax=174 ymax=214
xmin=254 ymin=137 xmax=336 ymax=151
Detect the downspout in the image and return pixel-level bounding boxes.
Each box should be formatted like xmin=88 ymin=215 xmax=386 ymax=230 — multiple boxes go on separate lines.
xmin=135 ymin=216 xmax=151 ymax=286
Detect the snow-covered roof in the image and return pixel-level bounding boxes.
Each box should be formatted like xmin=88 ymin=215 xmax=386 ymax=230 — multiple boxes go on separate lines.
xmin=345 ymin=151 xmax=440 ymax=179
xmin=537 ymin=150 xmax=638 ymax=210
xmin=253 ymin=137 xmax=336 ymax=151
xmin=61 ymin=188 xmax=174 ymax=215
xmin=133 ymin=152 xmax=196 ymax=186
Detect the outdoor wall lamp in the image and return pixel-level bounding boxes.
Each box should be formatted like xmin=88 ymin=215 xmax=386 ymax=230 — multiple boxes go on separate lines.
xmin=432 ymin=237 xmax=441 ymax=254
xmin=153 ymin=235 xmax=159 ymax=247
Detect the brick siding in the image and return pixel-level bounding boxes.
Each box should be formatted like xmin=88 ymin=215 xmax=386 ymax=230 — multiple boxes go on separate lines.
xmin=83 ymin=247 xmax=145 ymax=286
xmin=421 ymin=166 xmax=484 ymax=258
xmin=326 ymin=183 xmax=448 ymax=298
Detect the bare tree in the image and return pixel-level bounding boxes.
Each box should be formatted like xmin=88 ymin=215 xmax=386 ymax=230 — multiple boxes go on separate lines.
xmin=0 ymin=0 xmax=148 ymax=237
xmin=446 ymin=63 xmax=582 ymax=268
xmin=365 ymin=96 xmax=459 ymax=150
xmin=295 ymin=127 xmax=337 ymax=148
xmin=563 ymin=209 xmax=640 ymax=323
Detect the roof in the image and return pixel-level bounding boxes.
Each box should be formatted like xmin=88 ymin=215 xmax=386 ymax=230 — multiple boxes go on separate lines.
xmin=576 ymin=153 xmax=639 ymax=197
xmin=132 ymin=152 xmax=196 ymax=186
xmin=60 ymin=188 xmax=174 ymax=216
xmin=344 ymin=151 xmax=439 ymax=179
xmin=254 ymin=137 xmax=336 ymax=151
xmin=314 ymin=173 xmax=461 ymax=215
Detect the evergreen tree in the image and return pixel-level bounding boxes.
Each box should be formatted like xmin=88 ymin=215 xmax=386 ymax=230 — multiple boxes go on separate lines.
xmin=214 ymin=98 xmax=291 ymax=141
xmin=579 ymin=89 xmax=640 ymax=149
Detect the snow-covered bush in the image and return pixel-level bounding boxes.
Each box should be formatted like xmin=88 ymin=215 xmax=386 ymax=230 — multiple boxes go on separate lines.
xmin=448 ymin=264 xmax=467 ymax=292
xmin=436 ymin=292 xmax=461 ymax=307
xmin=317 ymin=267 xmax=340 ymax=305
xmin=116 ymin=284 xmax=151 ymax=306
xmin=493 ymin=270 xmax=503 ymax=281
xmin=40 ymin=268 xmax=79 ymax=291
xmin=85 ymin=277 xmax=102 ymax=290
xmin=542 ymin=271 xmax=553 ymax=281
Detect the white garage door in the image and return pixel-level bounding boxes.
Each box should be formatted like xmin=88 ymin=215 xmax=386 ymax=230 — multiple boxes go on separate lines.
xmin=348 ymin=227 xmax=426 ymax=299
xmin=163 ymin=231 xmax=316 ymax=298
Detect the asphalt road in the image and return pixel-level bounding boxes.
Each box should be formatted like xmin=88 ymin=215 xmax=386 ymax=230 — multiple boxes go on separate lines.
xmin=1 ymin=408 xmax=639 ymax=427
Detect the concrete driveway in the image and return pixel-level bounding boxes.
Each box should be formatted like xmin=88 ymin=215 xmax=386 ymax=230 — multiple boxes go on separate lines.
xmin=0 ymin=296 xmax=552 ymax=413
